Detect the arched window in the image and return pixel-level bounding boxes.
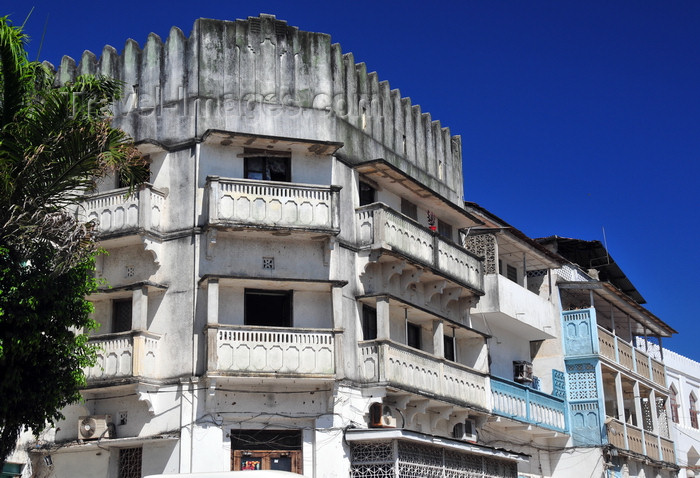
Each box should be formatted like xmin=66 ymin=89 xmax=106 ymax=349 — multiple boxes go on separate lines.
xmin=670 ymin=387 xmax=679 ymax=423
xmin=690 ymin=393 xmax=698 ymax=429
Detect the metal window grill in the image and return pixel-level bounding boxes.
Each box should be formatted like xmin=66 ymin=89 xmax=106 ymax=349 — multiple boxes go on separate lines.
xmin=118 ymin=447 xmax=142 ymax=478
xmin=350 ymin=440 xmax=517 ymax=478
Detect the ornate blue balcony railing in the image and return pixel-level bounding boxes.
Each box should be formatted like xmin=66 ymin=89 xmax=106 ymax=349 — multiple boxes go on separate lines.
xmin=491 ymin=376 xmax=568 ymax=433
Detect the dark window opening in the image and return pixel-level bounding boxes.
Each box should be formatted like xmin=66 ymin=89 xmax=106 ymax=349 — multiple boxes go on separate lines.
xmin=438 ymin=220 xmax=453 ymax=240
xmin=691 ymin=394 xmax=698 ymax=429
xmin=407 ymin=322 xmax=421 ymax=349
xmin=506 ymin=264 xmax=518 ymax=283
xmin=112 ymin=299 xmax=133 ymax=333
xmin=401 ymin=198 xmax=418 ymax=221
xmin=444 ymin=335 xmax=455 ymax=361
xmin=245 ymin=290 xmax=292 ymax=327
xmin=245 ymin=156 xmax=290 ymax=182
xmin=359 ymin=181 xmax=376 ymax=206
xmin=362 ymin=305 xmax=377 ymax=340
xmin=670 ymin=392 xmax=679 ymax=424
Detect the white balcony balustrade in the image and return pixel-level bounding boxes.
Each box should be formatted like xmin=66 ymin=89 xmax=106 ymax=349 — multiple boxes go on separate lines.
xmin=78 ymin=184 xmax=167 ymax=235
xmin=358 ymin=340 xmax=489 ymax=410
xmin=84 ymin=330 xmax=161 ymax=382
xmin=206 ymin=176 xmax=341 ymax=234
xmin=207 ymin=325 xmax=336 ymax=377
xmin=356 ymin=205 xmax=483 ymax=293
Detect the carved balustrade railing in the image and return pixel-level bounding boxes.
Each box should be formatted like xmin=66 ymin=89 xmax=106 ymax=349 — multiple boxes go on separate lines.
xmin=85 ymin=330 xmax=161 ymax=382
xmin=358 ymin=340 xmax=489 ymax=410
xmin=207 ymin=176 xmax=341 ymax=234
xmin=605 ymin=418 xmax=675 ymax=464
xmin=356 ymin=204 xmax=483 ymax=293
xmin=490 ymin=377 xmax=568 ymax=432
xmin=78 ymin=184 xmax=166 ymax=235
xmin=207 ymin=325 xmax=336 ymax=377
xmin=596 ymin=326 xmax=667 ymax=387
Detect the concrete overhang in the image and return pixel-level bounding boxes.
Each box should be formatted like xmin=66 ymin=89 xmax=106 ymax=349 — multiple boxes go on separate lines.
xmin=89 ymin=281 xmax=169 ymax=299
xmin=199 ymin=274 xmax=347 ymax=292
xmin=354 ymin=159 xmax=483 ymax=230
xmin=202 ymin=129 xmax=344 ymax=156
xmin=344 ymin=428 xmax=529 ymax=462
xmin=32 ymin=432 xmax=179 ymax=454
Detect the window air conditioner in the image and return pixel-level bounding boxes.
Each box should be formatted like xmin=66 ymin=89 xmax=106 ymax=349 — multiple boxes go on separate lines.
xmin=369 ymin=403 xmax=397 ymax=428
xmin=513 ymin=361 xmax=533 ymax=384
xmin=78 ymin=415 xmax=114 ymax=441
xmin=452 ymin=419 xmax=477 ymax=442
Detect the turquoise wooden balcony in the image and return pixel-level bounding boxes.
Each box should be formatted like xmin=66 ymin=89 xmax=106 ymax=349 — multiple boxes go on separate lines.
xmin=491 ymin=376 xmax=568 ymax=433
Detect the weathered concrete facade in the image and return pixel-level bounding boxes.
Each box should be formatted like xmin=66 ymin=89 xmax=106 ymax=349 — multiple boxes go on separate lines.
xmin=7 ymin=14 xmax=680 ymax=478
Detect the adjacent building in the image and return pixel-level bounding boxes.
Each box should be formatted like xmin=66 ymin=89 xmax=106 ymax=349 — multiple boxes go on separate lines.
xmin=5 ymin=14 xmax=688 ymax=478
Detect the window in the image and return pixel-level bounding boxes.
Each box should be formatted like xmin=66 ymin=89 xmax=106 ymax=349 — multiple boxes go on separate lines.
xmin=406 ymin=322 xmax=421 ymax=349
xmin=401 ymin=198 xmax=418 ymax=221
xmin=362 ymin=305 xmax=377 ymax=340
xmin=245 ymin=290 xmax=292 ymax=327
xmin=118 ymin=447 xmax=142 ymax=478
xmin=691 ymin=394 xmax=698 ymax=429
xmin=231 ymin=430 xmax=302 ymax=473
xmin=670 ymin=390 xmax=679 ymax=424
xmin=244 ymin=154 xmax=290 ymax=182
xmin=359 ymin=181 xmax=376 ymax=206
xmin=444 ymin=335 xmax=455 ymax=361
xmin=112 ymin=299 xmax=132 ymax=333
xmin=506 ymin=264 xmax=518 ymax=283
xmin=437 ymin=220 xmax=453 ymax=240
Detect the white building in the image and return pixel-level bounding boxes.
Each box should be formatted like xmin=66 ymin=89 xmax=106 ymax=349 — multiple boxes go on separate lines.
xmin=5 ymin=14 xmax=682 ymax=478
xmin=637 ymin=341 xmax=700 ymax=477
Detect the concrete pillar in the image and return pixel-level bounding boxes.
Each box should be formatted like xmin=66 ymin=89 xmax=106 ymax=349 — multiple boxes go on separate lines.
xmin=633 ymin=381 xmax=643 ymax=430
xmin=331 ymin=285 xmax=344 ymax=330
xmin=376 ymin=297 xmax=390 ymax=341
xmin=649 ymin=389 xmax=659 ymax=434
xmin=610 ymin=304 xmax=616 ymax=334
xmin=207 ymin=279 xmax=219 ymax=325
xmin=132 ymin=286 xmax=149 ymax=330
xmin=432 ymin=320 xmax=444 ymax=358
xmin=615 ymin=372 xmax=626 ymax=421
xmin=615 ymin=371 xmax=629 ymax=450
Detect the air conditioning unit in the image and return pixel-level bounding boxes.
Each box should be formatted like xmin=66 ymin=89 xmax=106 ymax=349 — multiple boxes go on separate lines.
xmin=78 ymin=415 xmax=114 ymax=441
xmin=514 ymin=361 xmax=533 ymax=384
xmin=452 ymin=419 xmax=477 ymax=442
xmin=369 ymin=403 xmax=397 ymax=428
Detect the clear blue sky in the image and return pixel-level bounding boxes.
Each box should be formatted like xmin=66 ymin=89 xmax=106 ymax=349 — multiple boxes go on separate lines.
xmin=6 ymin=1 xmax=699 ymax=360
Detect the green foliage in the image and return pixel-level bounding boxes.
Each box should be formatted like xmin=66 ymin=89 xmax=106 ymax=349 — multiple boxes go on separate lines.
xmin=0 ymin=245 xmax=99 ymax=461
xmin=0 ymin=16 xmax=146 ymax=462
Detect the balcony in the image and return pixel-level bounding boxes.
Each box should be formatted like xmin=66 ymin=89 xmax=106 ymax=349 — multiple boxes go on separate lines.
xmin=84 ymin=330 xmax=161 ymax=383
xmin=206 ymin=325 xmax=336 ymax=377
xmin=561 ymin=309 xmax=667 ymax=388
xmin=490 ymin=377 xmax=568 ymax=433
xmin=606 ymin=418 xmax=676 ymax=464
xmin=473 ymin=274 xmax=557 ymax=340
xmin=356 ymin=205 xmax=483 ymax=293
xmin=206 ymin=176 xmax=341 ymax=234
xmin=78 ymin=184 xmax=167 ymax=236
xmin=358 ymin=340 xmax=489 ymax=410
xmin=597 ymin=326 xmax=666 ymax=387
